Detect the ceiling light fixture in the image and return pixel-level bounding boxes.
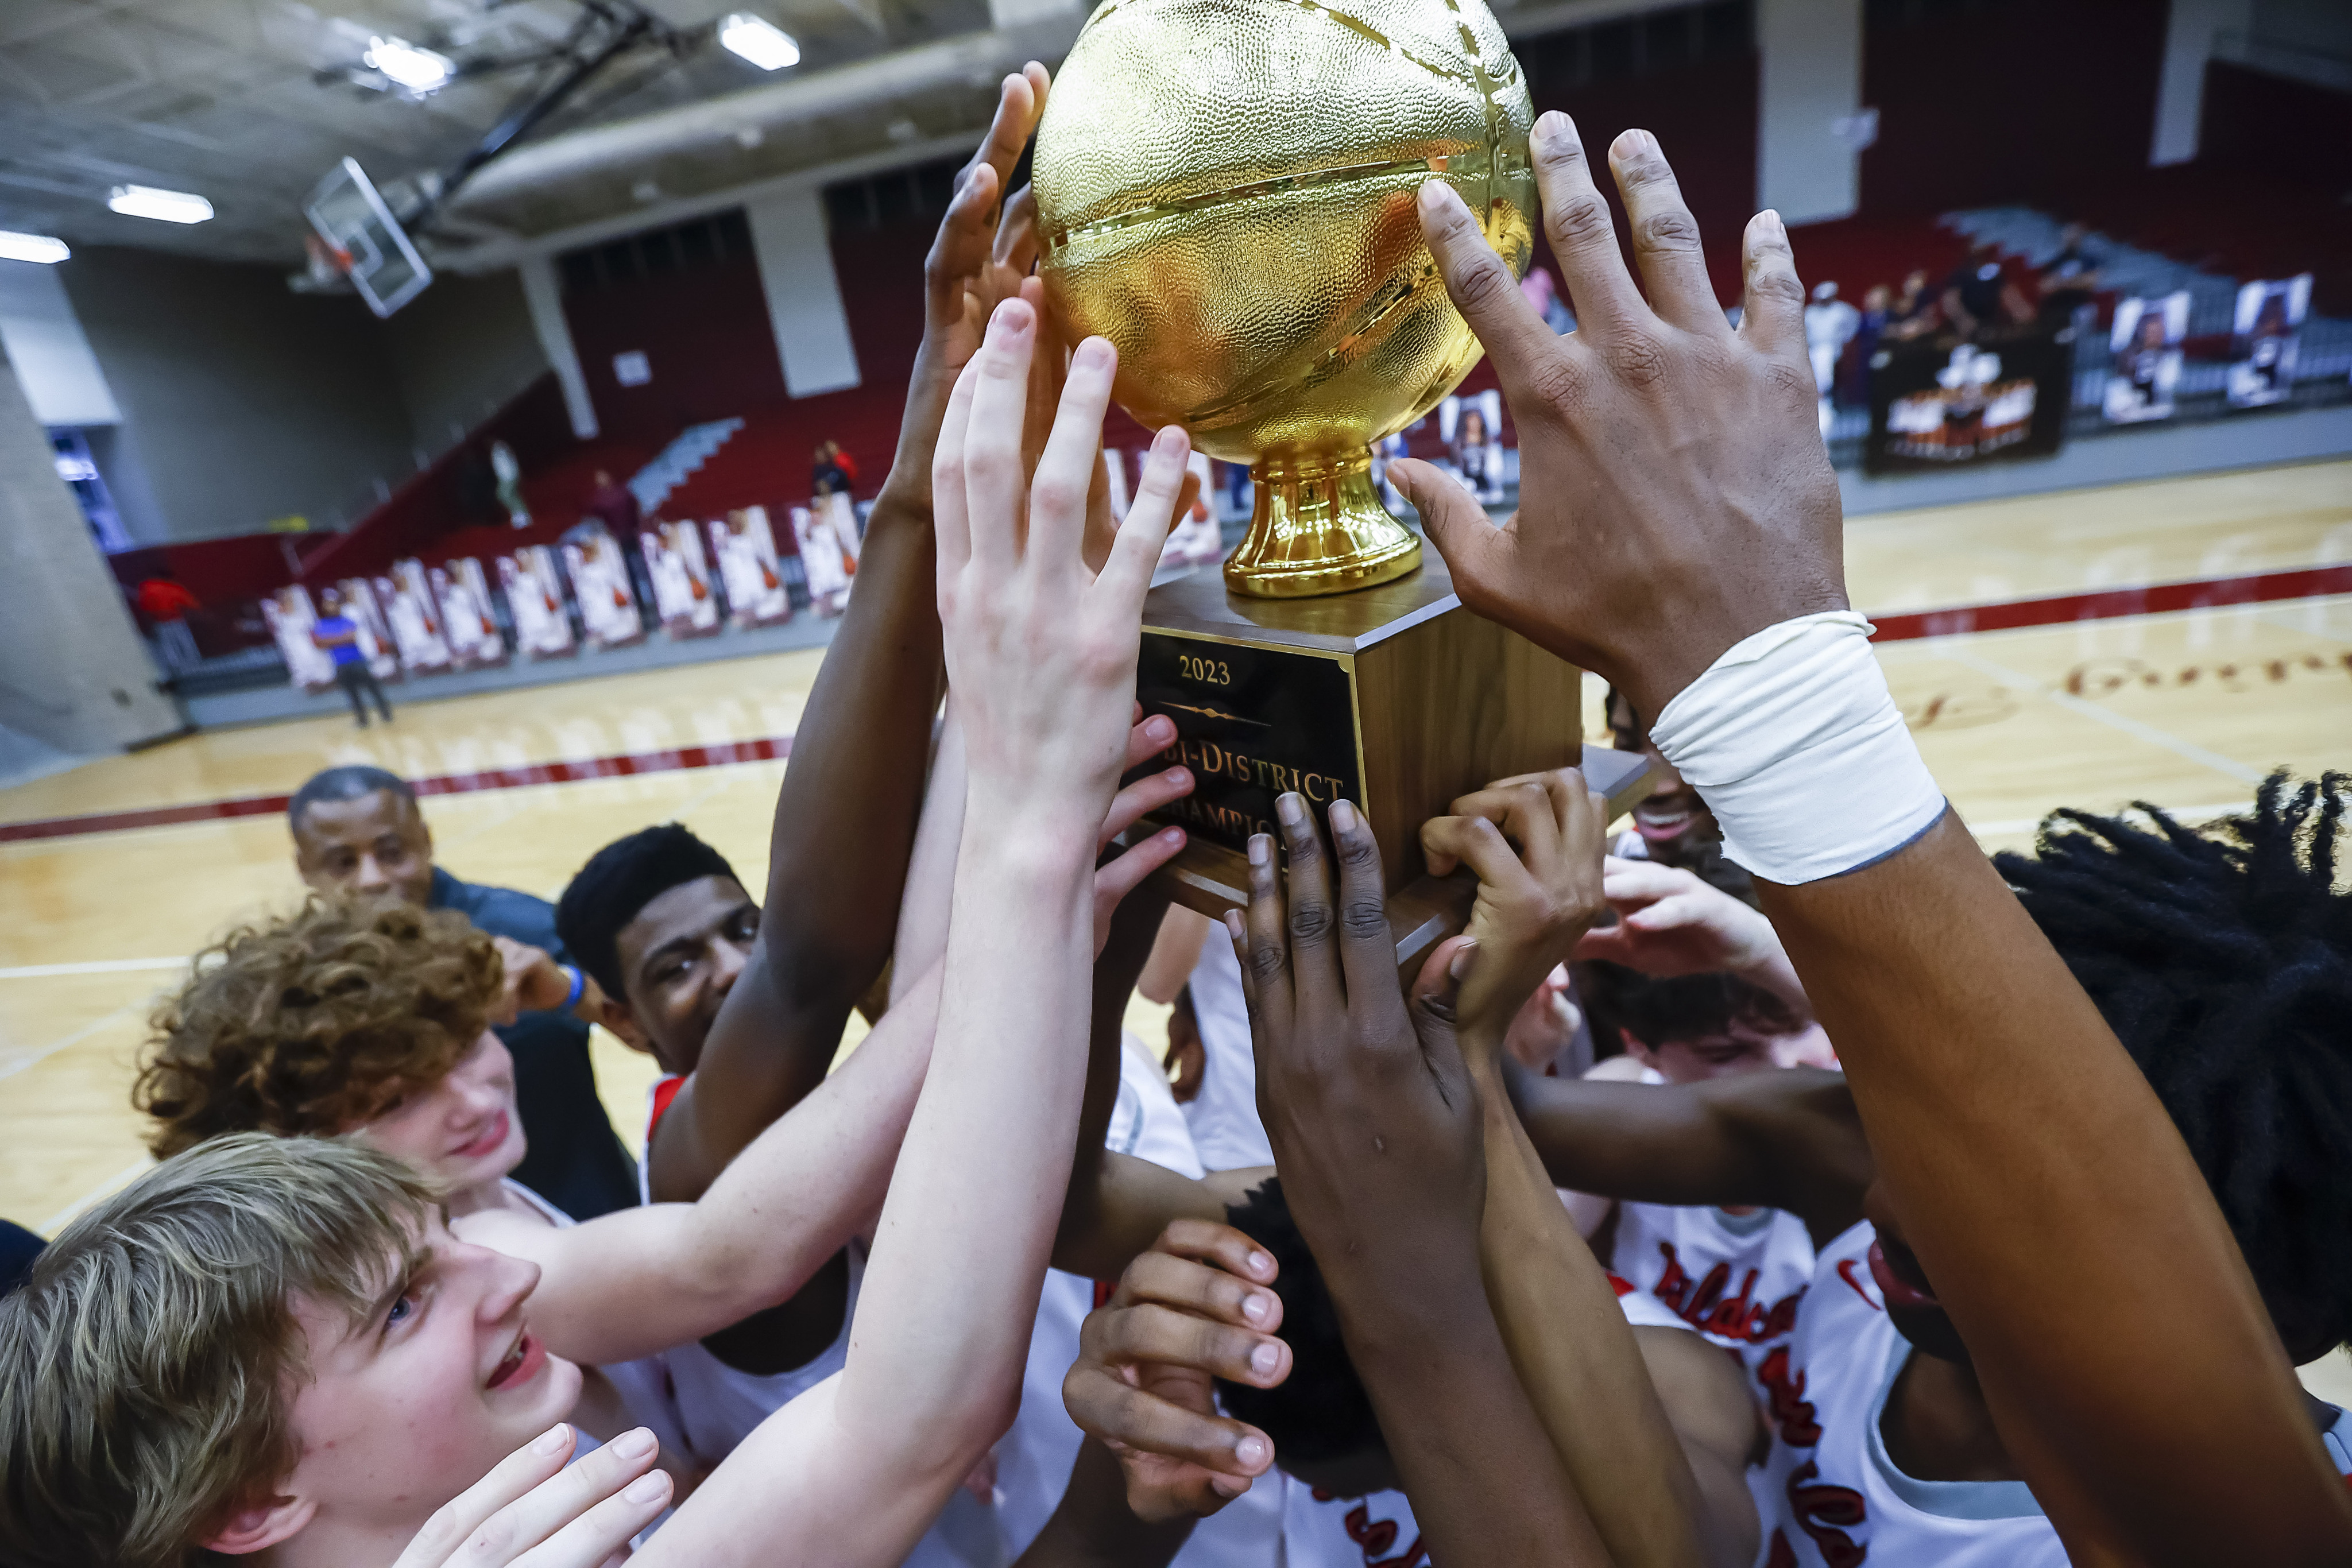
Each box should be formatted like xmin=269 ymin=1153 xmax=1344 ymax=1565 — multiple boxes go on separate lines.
xmin=719 ymin=13 xmax=799 ymax=70
xmin=0 ymin=231 xmax=70 ymax=264
xmin=106 ymin=185 xmax=215 ymax=224
xmin=364 ymin=35 xmax=454 ymax=94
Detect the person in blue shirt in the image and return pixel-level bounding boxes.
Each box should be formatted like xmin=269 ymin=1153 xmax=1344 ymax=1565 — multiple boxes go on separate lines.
xmin=288 ymin=764 xmax=638 ymax=1219
xmin=310 ymin=587 xmax=394 ymax=727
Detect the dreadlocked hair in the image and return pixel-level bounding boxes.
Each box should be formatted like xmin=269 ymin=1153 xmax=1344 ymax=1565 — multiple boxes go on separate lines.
xmin=1993 ymin=769 xmax=2352 ymax=1358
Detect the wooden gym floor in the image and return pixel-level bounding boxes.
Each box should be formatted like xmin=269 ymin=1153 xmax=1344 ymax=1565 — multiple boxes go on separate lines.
xmin=5 ymin=456 xmax=2350 ymax=1390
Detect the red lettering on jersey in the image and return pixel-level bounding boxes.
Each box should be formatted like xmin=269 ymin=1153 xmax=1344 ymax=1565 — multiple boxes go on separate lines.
xmin=1787 ymin=1460 xmax=1867 ymax=1567
xmin=1344 ymin=1504 xmax=1426 ymax=1567
xmin=1764 ymin=1528 xmax=1800 ymax=1568
xmin=1644 ymin=1244 xmax=1806 ymax=1345
xmin=1757 ymin=1346 xmax=1823 ymax=1447
xmin=1607 ymin=1271 xmax=1636 ymax=1298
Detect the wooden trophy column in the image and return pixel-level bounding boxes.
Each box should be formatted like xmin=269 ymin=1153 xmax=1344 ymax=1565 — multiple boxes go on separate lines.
xmin=1123 ymin=549 xmax=1651 ymax=978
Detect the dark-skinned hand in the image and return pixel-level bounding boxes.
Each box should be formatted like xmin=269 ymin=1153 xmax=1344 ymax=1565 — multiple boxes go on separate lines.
xmin=1227 ymin=794 xmax=1485 ymax=1299
xmin=1061 ymin=1221 xmax=1290 ymax=1523
xmin=1392 ymin=116 xmax=1846 ymax=726
xmin=1418 ymin=766 xmax=1610 ymax=1063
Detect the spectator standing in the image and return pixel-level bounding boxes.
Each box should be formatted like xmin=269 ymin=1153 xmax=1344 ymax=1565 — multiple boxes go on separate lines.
xmin=1941 ymin=242 xmax=2031 ymax=340
xmin=2038 ymin=222 xmax=2103 ymax=327
xmin=287 ymin=764 xmax=641 ymax=1221
xmin=1887 ymin=267 xmax=1941 ymax=340
xmin=490 ymin=440 xmax=532 ymax=529
xmin=1844 ymin=282 xmax=1894 ymax=405
xmin=1803 ymin=281 xmax=1861 ymax=424
xmin=310 ymin=587 xmax=393 ymax=727
xmin=583 ymin=467 xmax=657 ymax=627
xmin=133 ymin=568 xmax=202 ymax=672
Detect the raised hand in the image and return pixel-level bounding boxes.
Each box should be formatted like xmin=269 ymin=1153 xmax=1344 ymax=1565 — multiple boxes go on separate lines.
xmin=1228 ymin=795 xmax=1603 ymax=1566
xmin=1092 ymin=712 xmax=1193 ymax=954
xmin=393 ymin=1424 xmax=670 ymax=1568
xmin=1418 ymin=766 xmax=1610 ymax=1060
xmin=1570 ymin=857 xmax=1794 ymax=989
xmin=884 ymin=63 xmax=1053 ymax=506
xmin=933 ymin=297 xmax=1188 ymax=829
xmin=1061 ymin=1221 xmax=1290 ymax=1522
xmin=1392 ymin=116 xmax=1845 ymax=725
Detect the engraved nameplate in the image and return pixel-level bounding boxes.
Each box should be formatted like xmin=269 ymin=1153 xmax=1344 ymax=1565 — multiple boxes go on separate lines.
xmin=1132 ymin=629 xmax=1364 ymax=855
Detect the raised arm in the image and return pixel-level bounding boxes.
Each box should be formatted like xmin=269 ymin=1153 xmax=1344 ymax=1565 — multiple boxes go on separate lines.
xmin=648 ymin=68 xmax=1047 ymax=1203
xmin=638 ymin=293 xmax=1193 ymax=1565
xmin=1423 ymin=771 xmax=1727 ymax=1568
xmin=1395 ymin=111 xmax=2352 ymax=1559
xmin=1235 ymin=795 xmax=1604 ymax=1566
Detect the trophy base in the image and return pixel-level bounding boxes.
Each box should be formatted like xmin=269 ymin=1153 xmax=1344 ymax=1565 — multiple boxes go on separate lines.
xmin=1224 ymin=448 xmax=1421 ymax=599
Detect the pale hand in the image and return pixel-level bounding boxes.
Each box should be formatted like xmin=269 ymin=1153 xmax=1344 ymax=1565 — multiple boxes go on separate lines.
xmin=491 ymin=938 xmax=574 ymax=1026
xmin=1061 ymin=1221 xmax=1290 ymax=1523
xmin=391 ymin=1424 xmax=671 ymax=1568
xmin=1570 ymin=855 xmax=1784 ymax=978
xmin=1394 ymin=116 xmax=1847 ymax=725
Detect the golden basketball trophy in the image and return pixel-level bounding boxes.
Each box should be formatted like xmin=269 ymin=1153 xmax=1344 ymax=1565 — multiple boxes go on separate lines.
xmin=1035 ymin=0 xmax=1647 ymax=969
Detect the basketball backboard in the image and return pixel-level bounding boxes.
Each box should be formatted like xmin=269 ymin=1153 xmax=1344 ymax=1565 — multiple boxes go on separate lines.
xmin=303 ymin=157 xmax=432 ymax=319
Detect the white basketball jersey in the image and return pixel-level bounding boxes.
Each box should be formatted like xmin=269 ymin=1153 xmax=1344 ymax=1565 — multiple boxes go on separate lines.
xmin=1608 ymin=1199 xmax=1815 ymax=1389
xmin=992 ymin=1033 xmax=1288 ymax=1568
xmin=1281 ymin=1484 xmax=1427 ymax=1568
xmin=1181 ymin=928 xmax=1275 ymax=1172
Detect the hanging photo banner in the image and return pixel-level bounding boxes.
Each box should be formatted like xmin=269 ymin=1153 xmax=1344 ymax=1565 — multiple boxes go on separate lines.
xmin=563 ymin=526 xmax=646 ymax=649
xmin=498 ymin=548 xmax=575 ymax=660
xmin=710 ymin=509 xmax=792 ymax=628
xmin=384 ymin=560 xmax=454 ymax=675
xmin=2103 ymin=292 xmax=2191 ymax=424
xmin=2226 ymin=275 xmax=2311 ymax=409
xmin=336 ymin=578 xmax=401 ymax=680
xmin=433 ymin=558 xmax=506 ymax=670
xmin=1864 ymin=332 xmax=2069 ymax=475
xmin=645 ymin=521 xmax=722 ymax=638
xmin=264 ymin=584 xmax=336 ymax=692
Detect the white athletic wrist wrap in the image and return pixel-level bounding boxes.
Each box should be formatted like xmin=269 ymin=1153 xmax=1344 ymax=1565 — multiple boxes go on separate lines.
xmin=1647 ymin=610 xmax=1946 ymax=885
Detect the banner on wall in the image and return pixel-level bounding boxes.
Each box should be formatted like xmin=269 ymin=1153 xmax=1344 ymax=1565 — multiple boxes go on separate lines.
xmin=2226 ymin=274 xmax=2311 ymax=409
xmin=432 ymin=558 xmax=506 ymax=670
xmin=2103 ymin=292 xmax=2190 ymax=423
xmin=563 ymin=525 xmax=646 ymax=649
xmin=383 ymin=561 xmax=454 ymax=675
xmin=498 ymin=547 xmax=575 ymax=660
xmin=1863 ymin=332 xmax=2069 ymax=475
xmin=263 ymin=585 xmax=336 ymax=692
xmin=335 ymin=578 xmax=401 ymax=680
xmin=710 ymin=508 xmax=792 ymax=627
xmin=645 ymin=521 xmax=721 ymax=638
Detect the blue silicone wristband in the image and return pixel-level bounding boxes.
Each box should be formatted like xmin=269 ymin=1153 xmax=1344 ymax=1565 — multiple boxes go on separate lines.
xmin=562 ymin=964 xmax=586 ymax=1011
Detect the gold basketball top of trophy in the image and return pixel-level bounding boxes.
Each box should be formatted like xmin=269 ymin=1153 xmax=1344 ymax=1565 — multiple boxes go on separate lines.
xmin=1033 ymin=0 xmax=1535 ymax=598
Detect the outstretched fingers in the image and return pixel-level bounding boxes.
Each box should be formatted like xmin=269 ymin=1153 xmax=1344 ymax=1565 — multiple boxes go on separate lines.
xmin=1416 ymin=177 xmax=1561 ymax=394
xmin=1030 ymin=336 xmax=1119 ymax=563
xmin=1274 ymin=792 xmax=1344 ymax=1028
xmin=930 ymin=356 xmax=984 ymax=578
xmin=1388 ymin=457 xmax=1510 ymax=607
xmin=961 ymin=299 xmax=1042 ymax=567
xmin=1327 ymin=799 xmax=1407 ymax=1035
xmin=1606 ymin=129 xmax=1727 ymax=335
xmin=1098 ymin=424 xmax=1192 ymax=604
xmin=1738 ymin=207 xmax=1807 ymax=359
xmin=1527 ymin=110 xmax=1642 ymax=331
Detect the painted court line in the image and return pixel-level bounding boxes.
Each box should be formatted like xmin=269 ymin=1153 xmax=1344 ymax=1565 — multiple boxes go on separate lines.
xmin=1933 ymin=642 xmax=2266 ymax=787
xmin=1869 ymin=563 xmax=2352 ymax=642
xmin=0 ymin=958 xmax=191 ymax=979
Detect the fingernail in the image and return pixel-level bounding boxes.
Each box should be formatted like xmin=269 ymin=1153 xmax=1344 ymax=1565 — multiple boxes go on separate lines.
xmin=989 ymin=299 xmax=1032 ymax=338
xmin=1211 ymin=1474 xmax=1248 ymax=1498
xmin=1249 ymin=835 xmax=1271 ymax=867
xmin=1225 ymin=911 xmax=1247 ymax=939
xmin=1145 ymin=715 xmax=1174 ymax=742
xmin=532 ymin=1423 xmax=570 ymax=1454
xmin=1248 ymin=1250 xmax=1272 ymax=1276
xmin=1236 ymin=1435 xmax=1270 ymax=1468
xmin=1617 ymin=128 xmax=1655 ymax=155
xmin=1534 ymin=110 xmax=1569 ymax=144
xmin=1449 ymin=940 xmax=1477 ymax=981
xmin=1073 ymin=336 xmax=1112 ymax=372
xmin=1163 ymin=826 xmax=1187 ymax=845
xmin=1417 ymin=179 xmax=1463 ymax=218
xmin=1166 ymin=766 xmax=1189 ymax=784
xmin=624 ymin=1472 xmax=670 ymax=1504
xmin=1761 ymin=208 xmax=1786 ymax=239
xmin=1153 ymin=425 xmax=1186 ymax=455
xmin=1243 ymin=1292 xmax=1270 ymax=1323
xmin=614 ymin=1427 xmax=656 ymax=1459
xmin=1329 ymin=799 xmax=1358 ymax=833
xmin=1276 ymin=793 xmax=1303 ymax=826
xmin=1250 ymin=1342 xmax=1281 ymax=1376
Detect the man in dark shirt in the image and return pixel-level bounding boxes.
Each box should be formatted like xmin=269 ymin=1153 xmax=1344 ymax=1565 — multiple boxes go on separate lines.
xmin=287 ymin=764 xmax=639 ymax=1218
xmin=2037 ymin=223 xmax=2102 ymax=326
xmin=309 ymin=588 xmax=393 ymax=727
xmin=582 ymin=468 xmax=657 ymax=628
xmin=1941 ymin=242 xmax=2029 ymax=341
